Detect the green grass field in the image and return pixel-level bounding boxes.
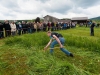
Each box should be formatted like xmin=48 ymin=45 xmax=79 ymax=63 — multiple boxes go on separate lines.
xmin=0 ymin=27 xmax=100 ymax=75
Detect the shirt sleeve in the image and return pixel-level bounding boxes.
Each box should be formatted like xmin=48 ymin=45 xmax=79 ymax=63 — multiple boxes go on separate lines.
xmin=50 ymin=36 xmax=53 ymax=39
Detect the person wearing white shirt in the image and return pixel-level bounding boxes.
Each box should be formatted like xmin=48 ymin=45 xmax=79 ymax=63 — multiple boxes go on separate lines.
xmin=10 ymin=22 xmax=16 ymax=36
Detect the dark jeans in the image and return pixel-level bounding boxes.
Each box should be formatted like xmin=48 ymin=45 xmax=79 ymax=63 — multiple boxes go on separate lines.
xmin=48 ymin=27 xmax=50 ymax=31
xmin=28 ymin=28 xmax=32 ymax=33
xmin=5 ymin=30 xmax=11 ymax=37
xmin=18 ymin=29 xmax=22 ymax=35
xmin=50 ymin=37 xmax=70 ymax=55
xmin=22 ymin=29 xmax=27 ymax=34
xmin=0 ymin=31 xmax=4 ymax=38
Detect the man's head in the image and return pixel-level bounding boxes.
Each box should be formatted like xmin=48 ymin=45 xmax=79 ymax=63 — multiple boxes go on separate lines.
xmin=47 ymin=31 xmax=51 ymax=36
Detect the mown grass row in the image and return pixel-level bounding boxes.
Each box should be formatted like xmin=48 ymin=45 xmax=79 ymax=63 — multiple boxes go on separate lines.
xmin=0 ymin=44 xmax=91 ymax=75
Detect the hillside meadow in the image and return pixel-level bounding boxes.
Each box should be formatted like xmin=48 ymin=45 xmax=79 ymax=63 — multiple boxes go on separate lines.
xmin=0 ymin=27 xmax=100 ymax=75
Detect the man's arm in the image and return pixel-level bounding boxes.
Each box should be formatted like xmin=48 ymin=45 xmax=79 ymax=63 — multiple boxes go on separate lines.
xmin=52 ymin=35 xmax=63 ymax=48
xmin=44 ymin=39 xmax=52 ymax=50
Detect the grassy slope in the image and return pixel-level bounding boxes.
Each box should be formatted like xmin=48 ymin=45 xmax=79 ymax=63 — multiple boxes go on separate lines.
xmin=0 ymin=27 xmax=100 ymax=75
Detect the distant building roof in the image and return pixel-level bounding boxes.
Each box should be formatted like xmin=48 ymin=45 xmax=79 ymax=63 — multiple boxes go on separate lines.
xmin=71 ymin=17 xmax=88 ymax=20
xmin=59 ymin=19 xmax=71 ymax=22
xmin=43 ymin=15 xmax=71 ymax=22
xmin=43 ymin=15 xmax=58 ymax=20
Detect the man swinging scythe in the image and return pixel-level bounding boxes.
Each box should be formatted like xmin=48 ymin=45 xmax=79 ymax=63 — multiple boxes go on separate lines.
xmin=44 ymin=31 xmax=74 ymax=57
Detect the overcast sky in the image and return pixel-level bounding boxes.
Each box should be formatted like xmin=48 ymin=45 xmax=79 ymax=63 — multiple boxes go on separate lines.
xmin=0 ymin=0 xmax=100 ymax=20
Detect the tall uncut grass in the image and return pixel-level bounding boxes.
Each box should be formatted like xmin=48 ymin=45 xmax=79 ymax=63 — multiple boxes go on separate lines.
xmin=64 ymin=34 xmax=100 ymax=53
xmin=0 ymin=27 xmax=100 ymax=75
xmin=60 ymin=27 xmax=100 ymax=53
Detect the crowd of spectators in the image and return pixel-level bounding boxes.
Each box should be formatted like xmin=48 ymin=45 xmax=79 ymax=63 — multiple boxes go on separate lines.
xmin=0 ymin=20 xmax=76 ymax=39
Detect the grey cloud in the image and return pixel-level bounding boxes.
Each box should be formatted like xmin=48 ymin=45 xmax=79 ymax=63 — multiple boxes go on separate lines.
xmin=2 ymin=12 xmax=17 ymax=20
xmin=0 ymin=0 xmax=19 ymax=9
xmin=36 ymin=0 xmax=50 ymax=3
xmin=73 ymin=0 xmax=100 ymax=8
xmin=45 ymin=0 xmax=100 ymax=14
xmin=4 ymin=13 xmax=16 ymax=17
xmin=0 ymin=0 xmax=100 ymax=20
xmin=46 ymin=5 xmax=71 ymax=14
xmin=11 ymin=9 xmax=40 ymax=15
xmin=43 ymin=0 xmax=73 ymax=14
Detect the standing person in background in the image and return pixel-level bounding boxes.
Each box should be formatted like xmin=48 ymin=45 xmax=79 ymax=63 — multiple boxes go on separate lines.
xmin=26 ymin=22 xmax=31 ymax=33
xmin=37 ymin=22 xmax=40 ymax=32
xmin=90 ymin=23 xmax=95 ymax=36
xmin=30 ymin=22 xmax=34 ymax=33
xmin=43 ymin=22 xmax=47 ymax=31
xmin=40 ymin=22 xmax=43 ymax=31
xmin=17 ymin=22 xmax=22 ymax=35
xmin=61 ymin=22 xmax=64 ymax=30
xmin=22 ymin=21 xmax=27 ymax=34
xmin=51 ymin=22 xmax=54 ymax=31
xmin=10 ymin=21 xmax=16 ymax=36
xmin=34 ymin=22 xmax=37 ymax=32
xmin=0 ymin=22 xmax=4 ymax=38
xmin=3 ymin=20 xmax=11 ymax=37
xmin=63 ymin=23 xmax=67 ymax=29
xmin=47 ymin=21 xmax=51 ymax=31
xmin=44 ymin=31 xmax=74 ymax=57
xmin=56 ymin=22 xmax=59 ymax=30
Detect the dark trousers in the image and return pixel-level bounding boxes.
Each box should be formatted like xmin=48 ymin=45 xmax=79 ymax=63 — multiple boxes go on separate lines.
xmin=18 ymin=29 xmax=22 ymax=35
xmin=48 ymin=27 xmax=50 ymax=31
xmin=0 ymin=31 xmax=4 ymax=38
xmin=22 ymin=29 xmax=27 ymax=34
xmin=90 ymin=28 xmax=94 ymax=36
xmin=5 ymin=30 xmax=11 ymax=37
